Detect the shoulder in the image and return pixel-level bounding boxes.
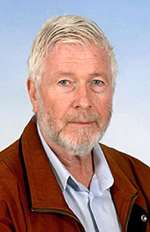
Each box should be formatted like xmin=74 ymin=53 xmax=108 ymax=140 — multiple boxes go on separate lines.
xmin=101 ymin=143 xmax=149 ymax=169
xmin=101 ymin=143 xmax=150 ymax=192
xmin=0 ymin=140 xmax=22 ymax=191
xmin=0 ymin=140 xmax=20 ymax=169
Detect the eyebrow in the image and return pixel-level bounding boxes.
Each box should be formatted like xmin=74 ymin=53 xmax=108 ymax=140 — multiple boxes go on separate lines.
xmin=89 ymin=72 xmax=106 ymax=78
xmin=55 ymin=72 xmax=106 ymax=78
xmin=55 ymin=72 xmax=75 ymax=77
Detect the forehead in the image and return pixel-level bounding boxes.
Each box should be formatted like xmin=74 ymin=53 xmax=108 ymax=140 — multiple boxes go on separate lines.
xmin=42 ymin=41 xmax=112 ymax=77
xmin=48 ymin=41 xmax=109 ymax=60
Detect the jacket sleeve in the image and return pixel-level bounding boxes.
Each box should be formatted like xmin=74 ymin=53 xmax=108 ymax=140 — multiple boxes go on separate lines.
xmin=0 ymin=200 xmax=15 ymax=232
xmin=0 ymin=161 xmax=27 ymax=232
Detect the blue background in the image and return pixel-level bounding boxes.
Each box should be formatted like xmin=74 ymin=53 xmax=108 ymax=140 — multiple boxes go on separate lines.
xmin=0 ymin=1 xmax=150 ymax=165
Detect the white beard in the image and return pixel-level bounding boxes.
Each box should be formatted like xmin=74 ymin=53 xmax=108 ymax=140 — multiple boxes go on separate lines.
xmin=37 ymin=93 xmax=112 ymax=157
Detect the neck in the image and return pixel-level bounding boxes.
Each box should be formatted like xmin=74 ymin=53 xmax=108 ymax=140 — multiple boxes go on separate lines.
xmin=45 ymin=137 xmax=94 ymax=188
xmin=58 ymin=150 xmax=94 ymax=188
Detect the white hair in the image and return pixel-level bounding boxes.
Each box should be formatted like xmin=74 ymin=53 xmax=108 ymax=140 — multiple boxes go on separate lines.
xmin=28 ymin=15 xmax=117 ymax=85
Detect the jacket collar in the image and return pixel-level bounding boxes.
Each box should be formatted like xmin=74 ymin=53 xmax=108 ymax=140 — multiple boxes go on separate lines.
xmin=101 ymin=144 xmax=138 ymax=231
xmin=20 ymin=117 xmax=73 ymax=214
xmin=20 ymin=117 xmax=138 ymax=217
xmin=101 ymin=144 xmax=138 ymax=198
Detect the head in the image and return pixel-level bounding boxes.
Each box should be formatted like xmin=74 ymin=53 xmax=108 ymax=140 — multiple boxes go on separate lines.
xmin=27 ymin=15 xmax=117 ymax=157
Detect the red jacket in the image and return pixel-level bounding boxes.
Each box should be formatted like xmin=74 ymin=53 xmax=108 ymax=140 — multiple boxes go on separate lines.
xmin=0 ymin=117 xmax=150 ymax=232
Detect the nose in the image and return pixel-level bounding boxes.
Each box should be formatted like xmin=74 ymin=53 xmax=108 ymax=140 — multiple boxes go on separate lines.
xmin=73 ymin=84 xmax=92 ymax=109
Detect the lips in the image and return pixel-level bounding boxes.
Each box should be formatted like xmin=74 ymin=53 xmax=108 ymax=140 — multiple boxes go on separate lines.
xmin=68 ymin=121 xmax=95 ymax=125
xmin=72 ymin=121 xmax=93 ymax=123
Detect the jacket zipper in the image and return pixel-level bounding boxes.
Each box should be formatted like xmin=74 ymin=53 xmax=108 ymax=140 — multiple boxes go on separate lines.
xmin=125 ymin=193 xmax=137 ymax=232
xmin=31 ymin=208 xmax=85 ymax=232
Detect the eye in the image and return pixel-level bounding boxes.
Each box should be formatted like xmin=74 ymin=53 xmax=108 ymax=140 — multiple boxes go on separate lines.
xmin=90 ymin=79 xmax=106 ymax=93
xmin=58 ymin=79 xmax=71 ymax=86
xmin=92 ymin=79 xmax=104 ymax=86
xmin=57 ymin=79 xmax=75 ymax=92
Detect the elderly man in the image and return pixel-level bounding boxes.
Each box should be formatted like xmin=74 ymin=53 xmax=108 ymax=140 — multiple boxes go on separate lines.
xmin=0 ymin=15 xmax=149 ymax=232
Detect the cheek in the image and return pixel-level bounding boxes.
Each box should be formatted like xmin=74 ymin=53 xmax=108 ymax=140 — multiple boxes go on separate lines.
xmin=95 ymin=93 xmax=113 ymax=117
xmin=44 ymin=89 xmax=74 ymax=115
xmin=39 ymin=83 xmax=69 ymax=123
xmin=42 ymin=96 xmax=69 ymax=122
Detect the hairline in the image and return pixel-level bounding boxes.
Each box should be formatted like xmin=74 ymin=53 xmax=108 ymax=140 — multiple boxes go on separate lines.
xmin=27 ymin=15 xmax=117 ymax=88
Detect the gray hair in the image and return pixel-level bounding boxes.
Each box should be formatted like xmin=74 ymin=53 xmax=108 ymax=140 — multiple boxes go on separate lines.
xmin=28 ymin=15 xmax=117 ymax=85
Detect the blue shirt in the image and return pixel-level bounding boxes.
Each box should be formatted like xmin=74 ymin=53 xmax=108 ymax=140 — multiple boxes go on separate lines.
xmin=37 ymin=125 xmax=121 ymax=232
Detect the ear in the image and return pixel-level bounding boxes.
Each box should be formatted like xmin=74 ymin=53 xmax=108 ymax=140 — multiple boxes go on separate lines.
xmin=27 ymin=78 xmax=39 ymax=113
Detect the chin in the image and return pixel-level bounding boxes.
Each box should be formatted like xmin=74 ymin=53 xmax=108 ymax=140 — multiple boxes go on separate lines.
xmin=57 ymin=132 xmax=102 ymax=157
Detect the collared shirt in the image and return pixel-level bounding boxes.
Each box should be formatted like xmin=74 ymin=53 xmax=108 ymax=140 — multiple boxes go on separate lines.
xmin=37 ymin=125 xmax=121 ymax=232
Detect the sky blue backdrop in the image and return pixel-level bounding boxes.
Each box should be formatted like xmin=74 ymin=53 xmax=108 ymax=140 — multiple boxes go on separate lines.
xmin=0 ymin=1 xmax=150 ymax=165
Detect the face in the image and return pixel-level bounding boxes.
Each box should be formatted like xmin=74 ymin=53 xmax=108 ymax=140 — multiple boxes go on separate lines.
xmin=28 ymin=42 xmax=113 ymax=156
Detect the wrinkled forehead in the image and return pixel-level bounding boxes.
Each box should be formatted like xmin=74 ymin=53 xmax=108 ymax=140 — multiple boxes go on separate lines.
xmin=46 ymin=38 xmax=110 ymax=58
xmin=41 ymin=41 xmax=111 ymax=74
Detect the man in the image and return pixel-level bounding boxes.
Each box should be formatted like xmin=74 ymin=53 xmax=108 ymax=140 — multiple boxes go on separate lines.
xmin=0 ymin=15 xmax=149 ymax=232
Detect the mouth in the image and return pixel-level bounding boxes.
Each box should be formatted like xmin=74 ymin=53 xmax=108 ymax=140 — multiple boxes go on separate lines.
xmin=68 ymin=121 xmax=96 ymax=126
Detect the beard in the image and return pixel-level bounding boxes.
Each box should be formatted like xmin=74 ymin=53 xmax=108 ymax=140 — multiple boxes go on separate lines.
xmin=37 ymin=95 xmax=112 ymax=157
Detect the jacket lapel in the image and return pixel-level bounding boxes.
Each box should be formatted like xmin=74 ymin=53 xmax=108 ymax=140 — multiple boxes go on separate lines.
xmin=20 ymin=117 xmax=74 ymax=215
xmin=101 ymin=144 xmax=139 ymax=231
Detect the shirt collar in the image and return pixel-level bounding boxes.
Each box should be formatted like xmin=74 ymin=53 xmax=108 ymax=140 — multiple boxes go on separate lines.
xmin=37 ymin=124 xmax=114 ymax=193
xmin=93 ymin=144 xmax=114 ymax=192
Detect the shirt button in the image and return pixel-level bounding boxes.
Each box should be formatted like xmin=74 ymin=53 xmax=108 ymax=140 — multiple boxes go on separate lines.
xmin=141 ymin=214 xmax=148 ymax=222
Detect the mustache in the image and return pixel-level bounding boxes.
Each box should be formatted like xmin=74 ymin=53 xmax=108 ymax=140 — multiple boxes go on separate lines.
xmin=65 ymin=112 xmax=100 ymax=123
